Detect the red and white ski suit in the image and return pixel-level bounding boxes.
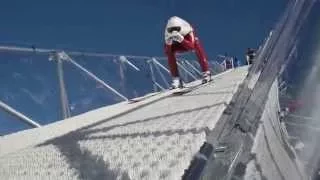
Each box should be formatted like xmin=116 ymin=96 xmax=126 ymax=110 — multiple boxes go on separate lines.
xmin=164 ymin=16 xmax=209 ymax=77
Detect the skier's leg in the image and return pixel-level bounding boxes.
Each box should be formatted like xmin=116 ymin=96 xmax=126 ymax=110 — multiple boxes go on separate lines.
xmin=179 ymin=33 xmax=209 ymax=72
xmin=194 ymin=38 xmax=212 ymax=83
xmin=165 ymin=44 xmax=185 ymax=88
xmin=194 ymin=38 xmax=209 ymax=72
xmin=165 ymin=44 xmax=179 ymax=77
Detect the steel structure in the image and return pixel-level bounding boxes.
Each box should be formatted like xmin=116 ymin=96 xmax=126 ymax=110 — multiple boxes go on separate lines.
xmin=0 ymin=46 xmax=227 ymax=130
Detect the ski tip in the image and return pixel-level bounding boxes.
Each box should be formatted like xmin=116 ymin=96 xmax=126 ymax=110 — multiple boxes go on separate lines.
xmin=128 ymin=99 xmax=139 ymax=104
xmin=171 ymin=88 xmax=192 ymax=95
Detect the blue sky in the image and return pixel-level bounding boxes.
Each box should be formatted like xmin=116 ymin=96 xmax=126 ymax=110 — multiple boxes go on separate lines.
xmin=0 ymin=0 xmax=288 ymax=134
xmin=0 ymin=0 xmax=287 ymax=60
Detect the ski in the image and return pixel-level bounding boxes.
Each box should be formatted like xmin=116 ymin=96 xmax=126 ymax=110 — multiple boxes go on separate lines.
xmin=171 ymin=87 xmax=193 ymax=95
xmin=170 ymin=79 xmax=213 ymax=96
xmin=128 ymin=92 xmax=160 ymax=103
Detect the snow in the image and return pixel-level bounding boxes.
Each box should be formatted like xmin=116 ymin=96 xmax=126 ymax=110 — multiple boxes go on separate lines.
xmin=243 ymin=160 xmax=262 ymax=180
xmin=0 ymin=67 xmax=248 ymax=180
xmin=247 ymin=70 xmax=261 ymax=90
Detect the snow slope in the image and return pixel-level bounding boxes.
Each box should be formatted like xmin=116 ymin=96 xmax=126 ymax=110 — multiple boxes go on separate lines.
xmin=0 ymin=67 xmax=248 ymax=180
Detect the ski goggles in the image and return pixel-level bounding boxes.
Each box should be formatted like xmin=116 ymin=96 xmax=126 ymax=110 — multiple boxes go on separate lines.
xmin=167 ymin=26 xmax=181 ymax=33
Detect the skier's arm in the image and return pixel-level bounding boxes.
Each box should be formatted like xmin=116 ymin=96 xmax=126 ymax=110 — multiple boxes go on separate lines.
xmin=180 ymin=32 xmax=196 ymax=49
xmin=166 ymin=31 xmax=196 ymax=49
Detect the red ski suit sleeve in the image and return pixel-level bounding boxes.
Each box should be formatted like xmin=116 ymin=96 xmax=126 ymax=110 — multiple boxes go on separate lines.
xmin=164 ymin=31 xmax=209 ymax=77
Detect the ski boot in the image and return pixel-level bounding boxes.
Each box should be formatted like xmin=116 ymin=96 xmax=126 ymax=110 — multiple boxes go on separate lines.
xmin=202 ymin=71 xmax=212 ymax=84
xmin=170 ymin=77 xmax=184 ymax=89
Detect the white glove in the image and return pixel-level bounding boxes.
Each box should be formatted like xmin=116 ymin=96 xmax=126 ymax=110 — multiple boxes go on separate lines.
xmin=165 ymin=36 xmax=173 ymax=45
xmin=170 ymin=31 xmax=184 ymax=43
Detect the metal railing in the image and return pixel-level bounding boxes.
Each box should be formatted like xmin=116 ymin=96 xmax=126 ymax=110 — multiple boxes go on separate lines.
xmin=0 ymin=45 xmax=228 ymax=133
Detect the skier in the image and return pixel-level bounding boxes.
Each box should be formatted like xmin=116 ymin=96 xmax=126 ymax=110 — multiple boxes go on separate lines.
xmin=164 ymin=16 xmax=211 ymax=89
xmin=245 ymin=48 xmax=256 ymax=65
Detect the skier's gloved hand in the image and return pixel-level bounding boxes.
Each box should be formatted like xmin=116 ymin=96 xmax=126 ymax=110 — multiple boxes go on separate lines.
xmin=170 ymin=31 xmax=184 ymax=43
xmin=165 ymin=32 xmax=173 ymax=45
xmin=165 ymin=37 xmax=173 ymax=45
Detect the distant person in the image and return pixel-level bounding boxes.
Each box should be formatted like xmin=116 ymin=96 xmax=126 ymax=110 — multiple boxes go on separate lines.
xmin=221 ymin=54 xmax=235 ymax=69
xmin=233 ymin=56 xmax=241 ymax=67
xmin=225 ymin=57 xmax=233 ymax=69
xmin=164 ymin=16 xmax=211 ymax=89
xmin=245 ymin=48 xmax=256 ymax=65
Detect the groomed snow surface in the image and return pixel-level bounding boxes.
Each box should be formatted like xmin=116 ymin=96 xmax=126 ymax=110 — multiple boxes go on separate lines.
xmin=0 ymin=67 xmax=248 ymax=180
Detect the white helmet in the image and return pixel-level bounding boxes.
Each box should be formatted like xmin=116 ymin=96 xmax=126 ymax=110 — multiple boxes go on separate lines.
xmin=165 ymin=16 xmax=193 ymax=36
